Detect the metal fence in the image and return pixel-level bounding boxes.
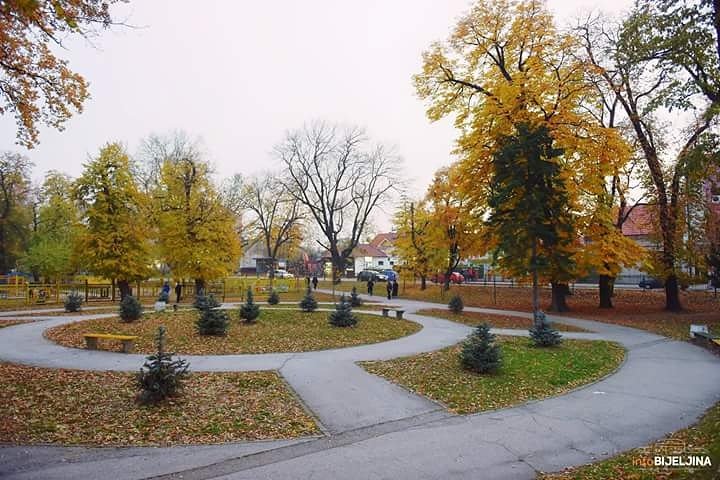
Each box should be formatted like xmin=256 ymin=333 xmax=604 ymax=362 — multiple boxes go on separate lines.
xmin=0 ymin=277 xmax=303 ymax=308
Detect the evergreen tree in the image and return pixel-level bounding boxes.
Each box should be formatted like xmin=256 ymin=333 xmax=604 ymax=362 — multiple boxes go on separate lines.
xmin=136 ymin=326 xmax=190 ymax=405
xmin=349 ymin=286 xmax=363 ymax=307
xmin=459 ymin=323 xmax=502 ymax=373
xmin=239 ymin=287 xmax=260 ymax=323
xmin=64 ymin=291 xmax=83 ymax=312
xmin=529 ymin=311 xmax=563 ymax=347
xmin=267 ymin=290 xmax=280 ymax=305
xmin=194 ymin=293 xmax=228 ymax=335
xmin=328 ymin=295 xmax=358 ymax=327
xmin=119 ymin=294 xmax=142 ymax=322
xmin=448 ymin=294 xmax=464 ymax=313
xmin=299 ymin=286 xmax=318 ymax=312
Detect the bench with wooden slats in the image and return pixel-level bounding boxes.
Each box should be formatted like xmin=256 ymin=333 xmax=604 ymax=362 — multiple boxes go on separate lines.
xmin=83 ymin=333 xmax=138 ymax=353
xmin=381 ymin=308 xmax=406 ymax=320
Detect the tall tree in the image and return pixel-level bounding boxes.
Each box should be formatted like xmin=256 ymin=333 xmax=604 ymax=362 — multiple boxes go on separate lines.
xmin=73 ymin=143 xmax=152 ymax=298
xmin=415 ymin=0 xmax=629 ymax=311
xmin=154 ymin=151 xmax=241 ymax=292
xmin=393 ymin=200 xmax=435 ymax=290
xmin=0 ymin=151 xmax=32 ymax=273
xmin=226 ymin=173 xmax=303 ymax=282
xmin=578 ymin=2 xmax=720 ymax=310
xmin=487 ymin=123 xmax=575 ymax=317
xmin=276 ymin=121 xmax=400 ymax=282
xmin=21 ymin=171 xmax=80 ymax=281
xmin=0 ymin=1 xmax=124 ymax=148
xmin=426 ymin=166 xmax=485 ymax=292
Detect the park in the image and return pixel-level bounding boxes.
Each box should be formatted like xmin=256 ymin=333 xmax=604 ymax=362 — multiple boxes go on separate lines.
xmin=1 ymin=1 xmax=719 ymax=479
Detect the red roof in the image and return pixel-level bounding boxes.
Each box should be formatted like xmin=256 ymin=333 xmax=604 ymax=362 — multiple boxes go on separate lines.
xmin=370 ymin=232 xmax=397 ymax=249
xmin=621 ymin=204 xmax=655 ymax=237
xmin=351 ymin=244 xmax=389 ymax=258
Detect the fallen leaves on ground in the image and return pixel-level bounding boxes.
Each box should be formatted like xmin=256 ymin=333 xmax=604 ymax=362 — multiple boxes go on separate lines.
xmin=45 ymin=309 xmax=422 ymax=354
xmin=0 ymin=363 xmax=318 ymax=446
xmin=416 ymin=309 xmax=588 ymax=332
xmin=362 ymin=337 xmax=624 ymax=414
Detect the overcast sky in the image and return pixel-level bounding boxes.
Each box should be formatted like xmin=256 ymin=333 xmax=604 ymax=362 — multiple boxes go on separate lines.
xmin=1 ymin=0 xmax=633 ymax=229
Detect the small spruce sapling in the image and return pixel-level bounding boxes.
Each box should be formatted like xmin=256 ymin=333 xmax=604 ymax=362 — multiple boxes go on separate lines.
xmin=350 ymin=286 xmax=363 ymax=307
xmin=195 ymin=293 xmax=229 ymax=335
xmin=448 ymin=294 xmax=464 ymax=313
xmin=64 ymin=291 xmax=83 ymax=312
xmin=328 ymin=294 xmax=358 ymax=327
xmin=240 ymin=287 xmax=260 ymax=323
xmin=459 ymin=323 xmax=502 ymax=373
xmin=119 ymin=294 xmax=142 ymax=322
xmin=299 ymin=286 xmax=318 ymax=312
xmin=529 ymin=311 xmax=563 ymax=347
xmin=136 ymin=326 xmax=190 ymax=405
xmin=267 ymin=290 xmax=280 ymax=305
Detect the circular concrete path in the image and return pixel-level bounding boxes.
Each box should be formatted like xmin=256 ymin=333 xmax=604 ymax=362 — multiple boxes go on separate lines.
xmin=0 ymin=291 xmax=719 ymax=480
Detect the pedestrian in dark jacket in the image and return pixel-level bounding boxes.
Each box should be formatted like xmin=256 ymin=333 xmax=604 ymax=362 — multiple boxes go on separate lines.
xmin=312 ymin=276 xmax=318 ymax=290
xmin=392 ymin=280 xmax=399 ymax=298
xmin=386 ymin=280 xmax=392 ymax=300
xmin=174 ymin=282 xmax=182 ymax=303
xmin=367 ymin=279 xmax=374 ymax=296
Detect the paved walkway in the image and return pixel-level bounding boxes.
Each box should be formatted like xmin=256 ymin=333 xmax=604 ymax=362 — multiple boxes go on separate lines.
xmin=0 ymin=290 xmax=719 ymax=479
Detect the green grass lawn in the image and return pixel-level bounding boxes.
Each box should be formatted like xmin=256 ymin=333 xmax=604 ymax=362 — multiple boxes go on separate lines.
xmin=538 ymin=402 xmax=720 ymax=480
xmin=0 ymin=363 xmax=318 ymax=446
xmin=46 ymin=308 xmax=422 ymax=355
xmin=362 ymin=337 xmax=624 ymax=414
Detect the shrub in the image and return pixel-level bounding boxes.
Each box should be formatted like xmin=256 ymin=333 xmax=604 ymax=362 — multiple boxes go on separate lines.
xmin=240 ymin=287 xmax=260 ymax=323
xmin=328 ymin=295 xmax=358 ymax=327
xmin=529 ymin=311 xmax=563 ymax=347
xmin=136 ymin=326 xmax=190 ymax=405
xmin=448 ymin=294 xmax=464 ymax=313
xmin=64 ymin=291 xmax=83 ymax=312
xmin=267 ymin=290 xmax=280 ymax=305
xmin=459 ymin=323 xmax=502 ymax=373
xmin=196 ymin=307 xmax=230 ymax=335
xmin=193 ymin=293 xmax=220 ymax=311
xmin=349 ymin=286 xmax=363 ymax=307
xmin=119 ymin=295 xmax=143 ymax=322
xmin=299 ymin=286 xmax=318 ymax=312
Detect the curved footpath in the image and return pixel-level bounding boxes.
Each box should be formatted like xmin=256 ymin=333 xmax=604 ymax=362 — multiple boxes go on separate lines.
xmin=0 ymin=291 xmax=719 ymax=480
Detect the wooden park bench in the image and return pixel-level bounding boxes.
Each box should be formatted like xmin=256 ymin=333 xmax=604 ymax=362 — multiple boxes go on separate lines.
xmin=381 ymin=308 xmax=406 ymax=320
xmin=83 ymin=333 xmax=139 ymax=353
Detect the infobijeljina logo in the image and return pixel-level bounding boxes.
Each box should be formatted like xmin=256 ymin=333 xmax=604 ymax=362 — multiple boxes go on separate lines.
xmin=631 ymin=438 xmax=713 ymax=474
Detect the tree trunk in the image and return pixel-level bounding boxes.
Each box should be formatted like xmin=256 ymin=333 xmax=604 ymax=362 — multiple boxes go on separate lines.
xmin=195 ymin=278 xmax=206 ymax=296
xmin=665 ymin=274 xmax=682 ymax=311
xmin=420 ymin=275 xmax=426 ymax=290
xmin=549 ymin=282 xmax=570 ymax=312
xmin=531 ymin=242 xmax=540 ymax=326
xmin=117 ymin=280 xmax=131 ymax=300
xmin=598 ymin=275 xmax=614 ymax=309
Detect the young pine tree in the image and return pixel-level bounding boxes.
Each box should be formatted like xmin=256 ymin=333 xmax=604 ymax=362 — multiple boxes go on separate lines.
xmin=136 ymin=326 xmax=190 ymax=405
xmin=448 ymin=294 xmax=464 ymax=313
xmin=328 ymin=294 xmax=358 ymax=327
xmin=119 ymin=294 xmax=142 ymax=322
xmin=64 ymin=291 xmax=83 ymax=312
xmin=240 ymin=287 xmax=260 ymax=323
xmin=459 ymin=323 xmax=502 ymax=373
xmin=267 ymin=289 xmax=280 ymax=305
xmin=529 ymin=311 xmax=563 ymax=347
xmin=299 ymin=286 xmax=318 ymax=312
xmin=194 ymin=293 xmax=229 ymax=335
xmin=350 ymin=286 xmax=363 ymax=307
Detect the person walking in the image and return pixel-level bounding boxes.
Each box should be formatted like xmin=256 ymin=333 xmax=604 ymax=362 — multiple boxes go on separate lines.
xmin=392 ymin=279 xmax=399 ymax=298
xmin=174 ymin=282 xmax=182 ymax=303
xmin=367 ymin=278 xmax=374 ymax=296
xmin=386 ymin=280 xmax=392 ymax=300
xmin=312 ymin=276 xmax=318 ymax=290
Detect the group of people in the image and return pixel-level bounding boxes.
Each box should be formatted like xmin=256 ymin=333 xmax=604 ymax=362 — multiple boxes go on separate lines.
xmin=366 ymin=278 xmax=399 ymax=299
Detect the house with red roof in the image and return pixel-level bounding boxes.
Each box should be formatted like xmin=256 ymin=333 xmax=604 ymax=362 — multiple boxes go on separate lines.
xmin=350 ymin=232 xmax=401 ymax=275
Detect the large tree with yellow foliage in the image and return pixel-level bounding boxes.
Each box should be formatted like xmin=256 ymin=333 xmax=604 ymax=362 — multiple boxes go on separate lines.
xmin=73 ymin=143 xmax=152 ymax=298
xmin=415 ymin=0 xmax=632 ymax=311
xmin=393 ymin=199 xmax=435 ymax=290
xmin=154 ymin=155 xmax=241 ymax=293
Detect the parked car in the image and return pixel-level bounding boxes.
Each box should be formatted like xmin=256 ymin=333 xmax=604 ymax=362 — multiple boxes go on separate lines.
xmin=382 ymin=269 xmax=398 ymax=281
xmin=432 ymin=272 xmax=465 ymax=284
xmin=356 ymin=270 xmax=388 ymax=282
xmin=271 ymin=269 xmax=294 ymax=279
xmin=638 ymin=277 xmax=663 ymax=289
